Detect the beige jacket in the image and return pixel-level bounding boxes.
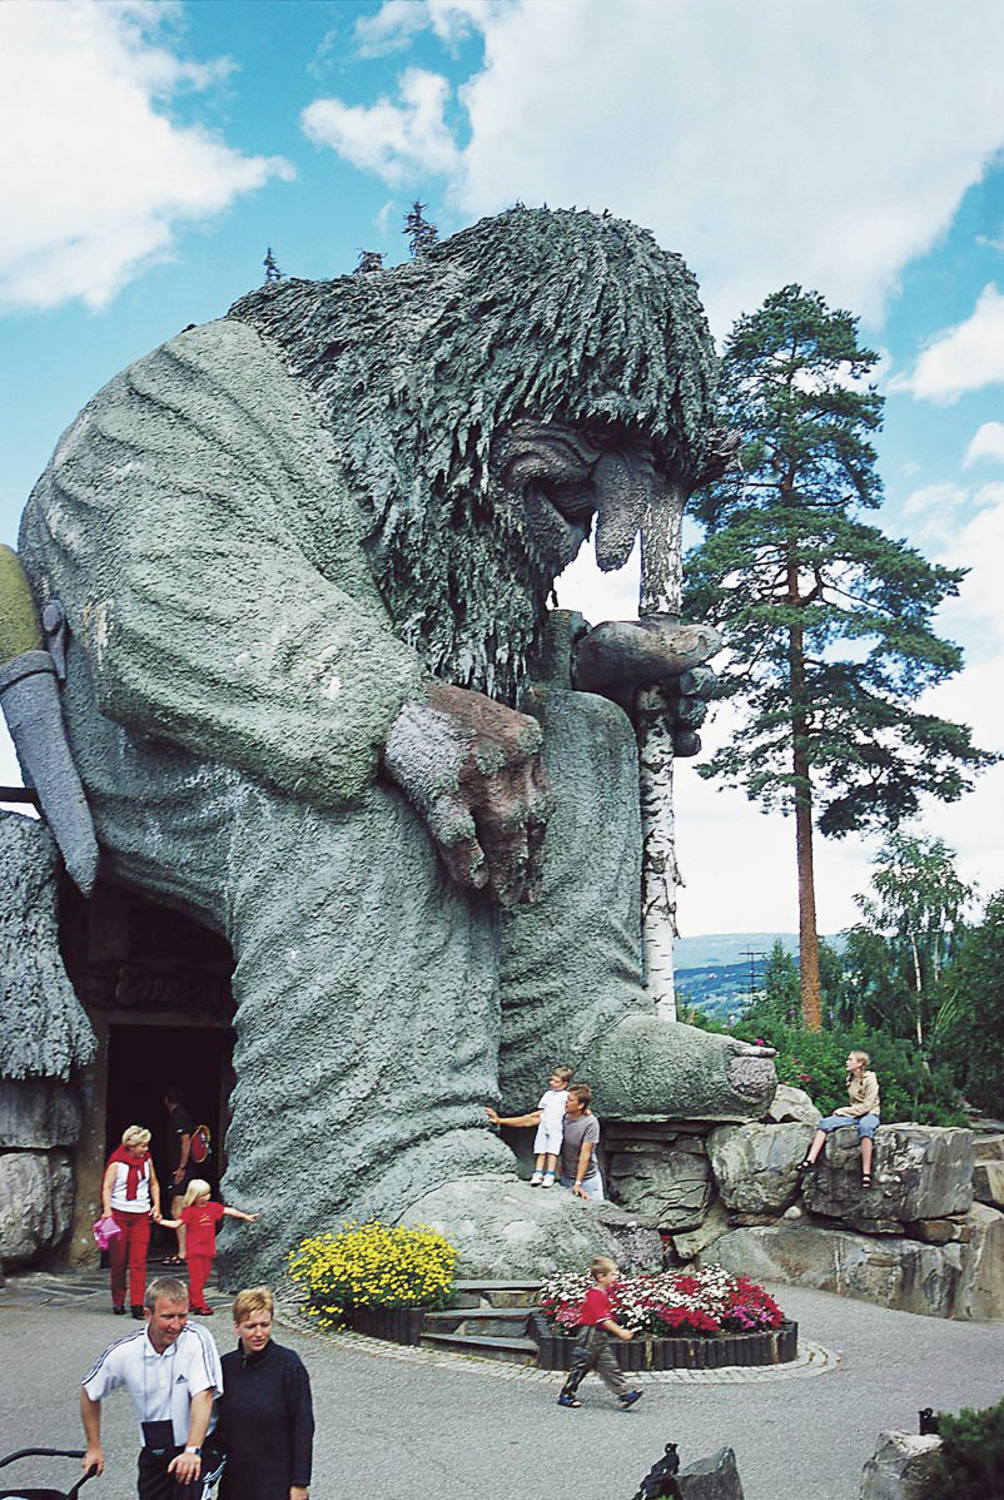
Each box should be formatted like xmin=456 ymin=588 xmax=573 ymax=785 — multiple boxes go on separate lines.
xmin=835 ymin=1070 xmax=880 ymax=1118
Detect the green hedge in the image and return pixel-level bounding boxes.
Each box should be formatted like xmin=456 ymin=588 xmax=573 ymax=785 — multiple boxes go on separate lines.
xmin=692 ymin=1013 xmax=967 ymax=1126
xmin=927 ymin=1399 xmax=1004 ymax=1499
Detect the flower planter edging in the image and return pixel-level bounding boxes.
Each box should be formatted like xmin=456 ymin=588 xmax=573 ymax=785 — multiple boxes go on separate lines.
xmin=346 ymin=1306 xmax=424 ymax=1346
xmin=529 ymin=1313 xmax=798 ymax=1371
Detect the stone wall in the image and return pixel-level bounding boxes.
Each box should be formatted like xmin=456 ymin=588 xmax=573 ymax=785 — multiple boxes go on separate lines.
xmin=0 ymin=1078 xmax=81 ymax=1274
xmin=607 ymin=1091 xmax=1004 ymax=1320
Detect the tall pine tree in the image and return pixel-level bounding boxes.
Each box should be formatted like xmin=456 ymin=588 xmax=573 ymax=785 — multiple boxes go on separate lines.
xmin=686 ymin=285 xmax=994 ymax=1030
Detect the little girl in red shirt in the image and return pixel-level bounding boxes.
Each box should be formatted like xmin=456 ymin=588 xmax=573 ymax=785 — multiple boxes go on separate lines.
xmin=159 ymin=1179 xmax=258 ymax=1315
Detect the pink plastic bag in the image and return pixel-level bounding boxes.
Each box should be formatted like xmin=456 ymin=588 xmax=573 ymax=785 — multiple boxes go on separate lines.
xmin=92 ymin=1215 xmax=122 ymax=1250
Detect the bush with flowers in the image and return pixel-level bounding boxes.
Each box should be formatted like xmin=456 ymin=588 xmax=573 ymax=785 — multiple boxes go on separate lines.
xmin=289 ymin=1220 xmax=457 ymax=1331
xmin=539 ymin=1264 xmax=785 ymax=1339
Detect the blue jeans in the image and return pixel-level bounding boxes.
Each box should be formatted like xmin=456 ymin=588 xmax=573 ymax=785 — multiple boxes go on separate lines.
xmin=818 ymin=1113 xmax=879 ymax=1140
xmin=560 ymin=1171 xmax=604 ymax=1201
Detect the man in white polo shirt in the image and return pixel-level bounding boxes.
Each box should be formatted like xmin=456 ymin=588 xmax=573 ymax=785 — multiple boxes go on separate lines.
xmin=81 ymin=1275 xmax=224 ymax=1499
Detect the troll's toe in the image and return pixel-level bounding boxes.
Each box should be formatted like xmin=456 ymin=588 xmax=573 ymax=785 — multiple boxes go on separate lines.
xmin=579 ymin=1014 xmax=777 ymax=1122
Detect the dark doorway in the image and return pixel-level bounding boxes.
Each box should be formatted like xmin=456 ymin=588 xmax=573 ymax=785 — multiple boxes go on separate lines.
xmin=105 ymin=1023 xmax=235 ymax=1202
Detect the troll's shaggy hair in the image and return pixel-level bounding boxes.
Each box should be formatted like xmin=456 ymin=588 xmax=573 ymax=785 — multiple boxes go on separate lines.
xmin=229 ymin=208 xmax=717 ymax=700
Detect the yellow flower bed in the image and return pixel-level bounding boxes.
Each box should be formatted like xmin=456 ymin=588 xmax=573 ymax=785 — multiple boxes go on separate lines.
xmin=289 ymin=1220 xmax=458 ymax=1330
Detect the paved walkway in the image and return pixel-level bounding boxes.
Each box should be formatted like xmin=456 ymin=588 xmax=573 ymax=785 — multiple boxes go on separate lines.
xmin=1 ymin=1269 xmax=1003 ymax=1499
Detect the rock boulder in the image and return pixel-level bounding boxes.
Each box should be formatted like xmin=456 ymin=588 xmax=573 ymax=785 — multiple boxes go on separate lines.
xmin=802 ymin=1124 xmax=973 ymax=1226
xmin=703 ymin=1223 xmax=965 ymax=1318
xmin=0 ymin=1079 xmax=82 ymax=1149
xmin=708 ymin=1121 xmax=814 ymax=1214
xmin=0 ymin=1150 xmax=74 ymax=1266
xmin=678 ymin=1446 xmax=745 ymax=1500
xmin=859 ymin=1432 xmax=943 ymax=1500
xmin=953 ymin=1201 xmax=1004 ymax=1320
xmin=605 ymin=1135 xmax=713 ymax=1231
xmin=764 ymin=1084 xmax=821 ymax=1128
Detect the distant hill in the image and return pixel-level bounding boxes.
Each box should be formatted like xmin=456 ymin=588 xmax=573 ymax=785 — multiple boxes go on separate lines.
xmin=673 ymin=932 xmax=843 ymax=1024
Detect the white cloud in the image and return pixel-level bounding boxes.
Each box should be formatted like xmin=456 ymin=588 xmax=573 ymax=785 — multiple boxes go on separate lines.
xmin=895 ymin=285 xmax=1004 ymax=403
xmin=903 ymin=482 xmax=969 ymax=518
xmin=356 ymin=0 xmax=500 ymax=57
xmin=304 ymin=0 xmax=1004 ymax=336
xmin=0 ymin=1 xmax=293 ymax=312
xmin=965 ymin=421 xmax=1004 ymax=467
xmin=303 ymin=68 xmax=460 ymax=185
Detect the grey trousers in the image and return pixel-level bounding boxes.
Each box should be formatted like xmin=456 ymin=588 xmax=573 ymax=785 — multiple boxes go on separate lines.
xmin=562 ymin=1325 xmax=628 ymax=1399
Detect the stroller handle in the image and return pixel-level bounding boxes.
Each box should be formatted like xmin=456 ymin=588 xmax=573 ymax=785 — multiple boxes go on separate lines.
xmin=0 ymin=1449 xmax=87 ymax=1469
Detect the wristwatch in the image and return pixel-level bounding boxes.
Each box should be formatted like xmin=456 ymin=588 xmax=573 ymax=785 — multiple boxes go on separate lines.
xmin=184 ymin=1447 xmax=202 ymax=1455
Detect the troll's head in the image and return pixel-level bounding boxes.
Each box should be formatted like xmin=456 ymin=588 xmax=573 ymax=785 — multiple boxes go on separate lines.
xmin=230 ymin=207 xmax=717 ymax=700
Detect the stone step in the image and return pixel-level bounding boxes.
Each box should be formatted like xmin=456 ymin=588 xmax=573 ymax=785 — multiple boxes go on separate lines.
xmin=422 ymin=1330 xmax=539 ymax=1358
xmin=452 ymin=1279 xmax=540 ymax=1292
xmin=424 ymin=1306 xmax=530 ymax=1323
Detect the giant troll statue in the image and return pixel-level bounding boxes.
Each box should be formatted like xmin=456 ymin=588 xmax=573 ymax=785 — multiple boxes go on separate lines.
xmin=15 ymin=209 xmax=775 ymax=1282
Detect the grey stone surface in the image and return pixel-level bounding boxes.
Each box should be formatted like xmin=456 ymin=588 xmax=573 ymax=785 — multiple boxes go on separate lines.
xmin=672 ymin=1198 xmax=731 ymax=1261
xmin=606 ymin=1135 xmax=713 ymax=1230
xmin=678 ymin=1446 xmax=745 ymax=1500
xmin=0 ymin=812 xmax=95 ymax=1081
xmin=708 ymin=1121 xmax=814 ymax=1214
xmin=972 ymin=1160 xmax=1004 ymax=1208
xmin=0 ymin=1079 xmax=82 ymax=1148
xmin=859 ymin=1432 xmax=943 ymax=1500
xmin=16 ymin=209 xmax=774 ymax=1286
xmin=398 ymin=1174 xmax=661 ymax=1280
xmin=703 ymin=1224 xmax=966 ymax=1318
xmin=0 ymin=1150 xmax=73 ymax=1266
xmin=802 ymin=1124 xmax=974 ymax=1225
xmin=973 ymin=1132 xmax=1004 ymax=1163
xmin=763 ymin=1084 xmax=821 ymax=1127
xmin=953 ymin=1201 xmax=1004 ymax=1320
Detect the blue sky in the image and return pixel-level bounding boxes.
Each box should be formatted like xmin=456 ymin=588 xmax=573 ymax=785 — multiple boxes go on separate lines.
xmin=2 ymin=0 xmax=1004 ymax=938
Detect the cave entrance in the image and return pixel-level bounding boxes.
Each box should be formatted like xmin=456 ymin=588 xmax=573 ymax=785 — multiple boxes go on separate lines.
xmin=59 ymin=877 xmax=236 ymax=1266
xmin=105 ymin=1022 xmax=235 ymax=1200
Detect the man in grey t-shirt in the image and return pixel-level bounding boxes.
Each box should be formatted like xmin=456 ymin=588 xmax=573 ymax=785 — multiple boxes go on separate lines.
xmin=559 ymin=1085 xmax=604 ymax=1201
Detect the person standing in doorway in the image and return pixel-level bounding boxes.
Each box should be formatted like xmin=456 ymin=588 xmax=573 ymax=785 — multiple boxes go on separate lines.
xmin=165 ymin=1086 xmax=194 ymax=1266
xmin=102 ymin=1126 xmax=162 ymax=1318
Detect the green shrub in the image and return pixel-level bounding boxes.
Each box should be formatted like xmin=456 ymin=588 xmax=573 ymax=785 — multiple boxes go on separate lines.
xmin=926 ymin=1399 xmax=1004 ymax=1499
xmin=729 ymin=1019 xmax=967 ymax=1126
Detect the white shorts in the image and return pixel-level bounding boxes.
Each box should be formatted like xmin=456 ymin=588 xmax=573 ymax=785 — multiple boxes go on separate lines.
xmin=534 ymin=1120 xmax=563 ymax=1155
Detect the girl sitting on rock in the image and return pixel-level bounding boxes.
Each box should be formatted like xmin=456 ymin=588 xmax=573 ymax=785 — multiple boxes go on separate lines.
xmin=798 ymin=1050 xmax=881 ymax=1188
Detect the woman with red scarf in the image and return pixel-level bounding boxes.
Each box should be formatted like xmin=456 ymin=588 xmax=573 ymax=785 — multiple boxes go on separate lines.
xmin=100 ymin=1125 xmax=162 ymax=1318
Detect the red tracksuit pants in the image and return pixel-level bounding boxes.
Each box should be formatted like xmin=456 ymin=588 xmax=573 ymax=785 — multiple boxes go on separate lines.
xmin=187 ymin=1253 xmax=214 ymax=1310
xmin=109 ymin=1208 xmax=150 ymax=1308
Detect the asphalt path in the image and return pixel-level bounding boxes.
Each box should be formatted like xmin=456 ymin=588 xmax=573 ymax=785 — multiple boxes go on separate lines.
xmin=1 ymin=1283 xmax=1003 ymax=1500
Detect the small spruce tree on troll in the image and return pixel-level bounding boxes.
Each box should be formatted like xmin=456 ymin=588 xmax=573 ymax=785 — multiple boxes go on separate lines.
xmin=404 ymin=200 xmax=439 ymax=258
xmin=262 ymin=246 xmax=282 ymax=285
xmin=685 ymin=285 xmax=995 ymax=1032
xmin=354 ymin=250 xmax=385 ymax=275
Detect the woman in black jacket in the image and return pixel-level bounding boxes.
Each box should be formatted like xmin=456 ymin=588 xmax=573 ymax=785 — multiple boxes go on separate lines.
xmin=218 ymin=1286 xmax=314 ymax=1500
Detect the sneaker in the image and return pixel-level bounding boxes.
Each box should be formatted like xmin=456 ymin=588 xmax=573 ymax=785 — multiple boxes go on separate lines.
xmin=529 ymin=1171 xmax=543 ymax=1187
xmin=620 ymin=1390 xmax=643 ymax=1410
xmin=557 ymin=1392 xmax=582 ymax=1408
xmin=541 ymin=1172 xmax=555 ymax=1188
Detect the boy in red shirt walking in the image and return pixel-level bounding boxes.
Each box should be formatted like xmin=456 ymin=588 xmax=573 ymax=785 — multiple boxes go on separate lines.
xmin=159 ymin=1179 xmax=257 ymax=1316
xmin=558 ymin=1256 xmax=643 ymax=1410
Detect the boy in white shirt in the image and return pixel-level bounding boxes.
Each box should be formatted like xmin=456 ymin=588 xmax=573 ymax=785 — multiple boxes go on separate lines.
xmin=485 ymin=1065 xmax=572 ymax=1188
